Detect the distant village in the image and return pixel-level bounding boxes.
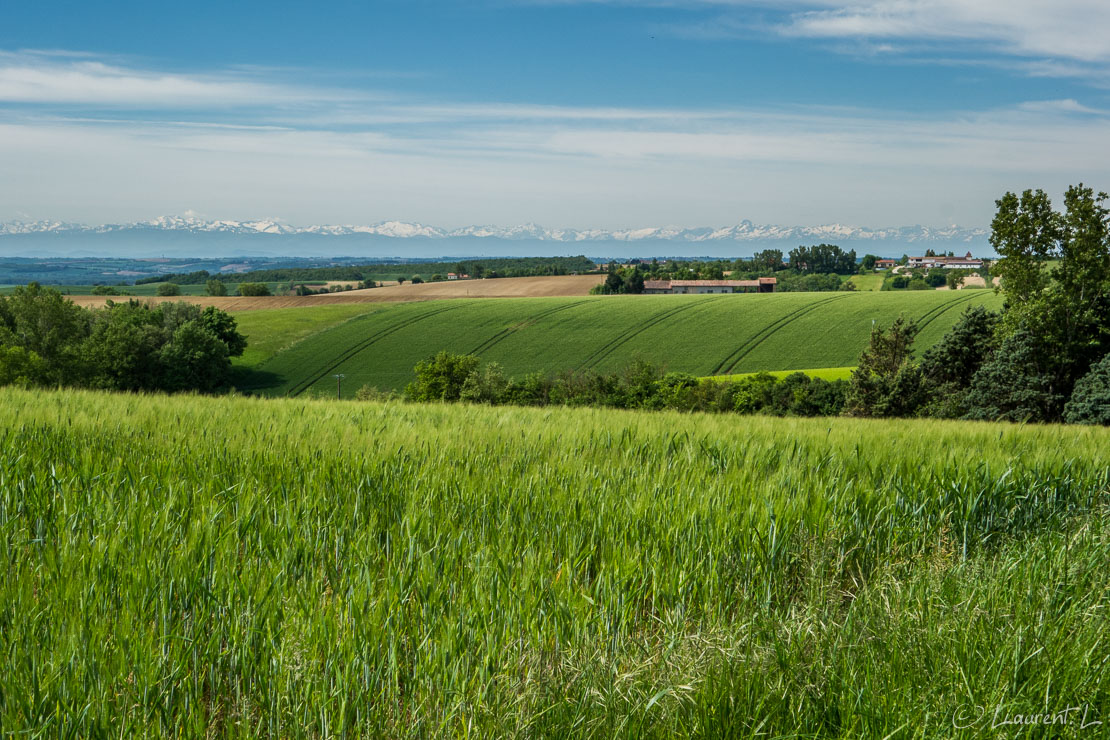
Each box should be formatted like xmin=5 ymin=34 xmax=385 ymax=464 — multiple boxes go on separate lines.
xmin=594 ymin=250 xmax=990 ymax=295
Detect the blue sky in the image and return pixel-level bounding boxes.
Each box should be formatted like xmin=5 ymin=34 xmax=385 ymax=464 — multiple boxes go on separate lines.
xmin=2 ymin=0 xmax=1109 ymax=229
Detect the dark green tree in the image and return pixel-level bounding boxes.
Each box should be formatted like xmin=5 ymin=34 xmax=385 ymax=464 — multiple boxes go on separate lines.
xmin=0 ymin=283 xmax=90 ymax=385
xmin=964 ymin=328 xmax=1064 ymax=422
xmin=845 ymin=316 xmax=923 ymax=417
xmin=1064 ymin=353 xmax=1110 ymax=425
xmin=990 ymin=188 xmax=1057 ymax=307
xmin=918 ymin=305 xmax=1000 ymax=417
xmin=404 ymin=351 xmax=480 ymax=401
xmin=156 ymin=283 xmax=181 ymax=296
xmin=625 ymin=270 xmax=645 ymax=294
xmin=237 ymin=282 xmax=271 ymax=297
xmin=206 ymin=279 xmax=228 ymax=297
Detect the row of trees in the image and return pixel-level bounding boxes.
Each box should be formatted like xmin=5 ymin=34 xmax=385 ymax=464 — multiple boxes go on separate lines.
xmin=594 ymin=244 xmax=860 ymax=294
xmin=846 ymin=184 xmax=1110 ymax=424
xmin=139 ymin=256 xmax=597 ymax=286
xmin=392 ymin=352 xmax=848 ymax=416
xmin=0 ymin=284 xmax=247 ymax=393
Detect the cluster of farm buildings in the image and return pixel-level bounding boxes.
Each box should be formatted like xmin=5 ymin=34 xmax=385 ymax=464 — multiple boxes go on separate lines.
xmin=875 ymin=252 xmax=985 ymax=270
xmin=643 ymin=278 xmax=777 ymax=294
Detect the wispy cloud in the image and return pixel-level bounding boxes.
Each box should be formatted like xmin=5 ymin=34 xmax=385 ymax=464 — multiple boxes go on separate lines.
xmin=528 ymin=0 xmax=1110 ymax=74
xmin=0 ymin=49 xmax=359 ymax=107
xmin=780 ymin=1 xmax=1110 ymax=62
xmin=3 ymin=46 xmax=1109 ymax=228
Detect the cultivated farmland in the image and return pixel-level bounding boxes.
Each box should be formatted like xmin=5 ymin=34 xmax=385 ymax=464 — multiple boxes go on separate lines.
xmin=1 ymin=387 xmax=1107 ymax=736
xmin=239 ymin=290 xmax=1003 ymax=395
xmin=62 ymin=274 xmax=605 ymax=310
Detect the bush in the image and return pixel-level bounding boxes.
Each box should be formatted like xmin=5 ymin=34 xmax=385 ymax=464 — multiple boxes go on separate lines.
xmin=91 ymin=285 xmax=121 ymax=296
xmin=404 ymin=351 xmax=479 ymax=402
xmin=460 ymin=362 xmax=509 ymax=404
xmin=918 ymin=305 xmax=1000 ymax=418
xmin=354 ymin=385 xmax=398 ymax=402
xmin=732 ymin=372 xmax=778 ymax=414
xmin=1063 ymin=354 xmax=1110 ymax=425
xmin=206 ymin=279 xmax=228 ymax=297
xmin=964 ymin=328 xmax=1064 ymax=423
xmin=237 ymin=283 xmax=271 ymax=297
xmin=156 ymin=283 xmax=181 ymax=297
xmin=846 ymin=316 xmax=923 ymax=417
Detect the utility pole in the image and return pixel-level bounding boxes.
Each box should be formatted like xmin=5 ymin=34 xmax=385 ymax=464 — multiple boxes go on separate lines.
xmin=334 ymin=373 xmax=345 ymax=400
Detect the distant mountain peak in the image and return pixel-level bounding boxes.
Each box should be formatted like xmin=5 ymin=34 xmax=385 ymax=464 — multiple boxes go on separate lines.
xmin=0 ymin=216 xmax=989 ymax=244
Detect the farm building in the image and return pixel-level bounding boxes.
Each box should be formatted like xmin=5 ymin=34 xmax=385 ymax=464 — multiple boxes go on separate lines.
xmin=643 ymin=278 xmax=776 ymax=294
xmin=907 ymin=252 xmax=984 ymax=270
xmin=875 ymin=259 xmax=898 ymax=268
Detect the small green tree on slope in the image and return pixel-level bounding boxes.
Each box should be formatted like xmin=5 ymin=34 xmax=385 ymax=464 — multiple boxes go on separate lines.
xmin=845 ymin=316 xmax=923 ymax=417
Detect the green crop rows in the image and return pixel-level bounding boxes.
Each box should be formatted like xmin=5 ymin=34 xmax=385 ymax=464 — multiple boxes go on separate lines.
xmin=1 ymin=387 xmax=1107 ymax=736
xmin=237 ymin=291 xmax=1003 ymax=395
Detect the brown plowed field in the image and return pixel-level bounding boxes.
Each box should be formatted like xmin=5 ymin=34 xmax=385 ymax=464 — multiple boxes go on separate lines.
xmin=68 ymin=274 xmax=605 ymax=311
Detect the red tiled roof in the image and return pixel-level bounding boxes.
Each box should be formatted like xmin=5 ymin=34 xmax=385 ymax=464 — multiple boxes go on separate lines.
xmin=644 ymin=278 xmax=777 ymax=288
xmin=670 ymin=279 xmax=775 ymax=287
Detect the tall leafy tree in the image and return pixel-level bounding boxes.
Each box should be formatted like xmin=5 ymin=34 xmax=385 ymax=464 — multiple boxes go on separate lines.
xmin=989 ymin=189 xmax=1057 ymax=308
xmin=845 ymin=316 xmax=923 ymax=417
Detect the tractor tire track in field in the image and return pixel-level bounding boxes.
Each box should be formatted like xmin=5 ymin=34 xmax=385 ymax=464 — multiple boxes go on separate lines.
xmin=467 ymin=300 xmax=590 ymax=356
xmin=284 ymin=304 xmax=463 ymax=397
xmin=713 ymin=294 xmax=852 ymax=376
xmin=576 ymin=297 xmax=726 ymax=372
xmin=905 ymin=293 xmax=967 ymax=329
xmin=914 ymin=292 xmax=981 ymax=333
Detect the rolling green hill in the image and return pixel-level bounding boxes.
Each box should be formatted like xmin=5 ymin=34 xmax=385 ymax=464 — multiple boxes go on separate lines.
xmin=235 ymin=290 xmax=1003 ymax=396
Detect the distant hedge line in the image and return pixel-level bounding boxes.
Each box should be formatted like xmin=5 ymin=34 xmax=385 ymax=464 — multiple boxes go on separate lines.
xmin=136 ymin=256 xmax=598 ymax=285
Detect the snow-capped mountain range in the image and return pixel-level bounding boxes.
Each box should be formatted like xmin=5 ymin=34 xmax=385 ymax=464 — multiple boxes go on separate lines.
xmin=0 ymin=215 xmax=988 ymax=244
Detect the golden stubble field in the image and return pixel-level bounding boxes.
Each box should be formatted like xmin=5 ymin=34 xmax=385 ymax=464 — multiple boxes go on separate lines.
xmin=67 ymin=274 xmax=606 ymax=311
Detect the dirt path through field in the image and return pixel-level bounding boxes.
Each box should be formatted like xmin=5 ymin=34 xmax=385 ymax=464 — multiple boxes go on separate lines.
xmin=67 ymin=274 xmax=605 ymax=311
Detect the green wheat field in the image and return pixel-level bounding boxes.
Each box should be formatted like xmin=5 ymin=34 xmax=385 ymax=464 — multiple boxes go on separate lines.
xmin=233 ymin=290 xmax=1002 ymax=395
xmin=2 ymin=387 xmax=1107 ymax=736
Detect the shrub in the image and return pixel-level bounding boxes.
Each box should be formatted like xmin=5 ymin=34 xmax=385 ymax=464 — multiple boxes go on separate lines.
xmin=732 ymin=372 xmax=778 ymax=414
xmin=156 ymin=283 xmax=181 ymax=296
xmin=404 ymin=351 xmax=479 ymax=402
xmin=206 ymin=279 xmax=228 ymax=297
xmin=460 ymin=362 xmax=509 ymax=404
xmin=964 ymin=328 xmax=1064 ymax=423
xmin=237 ymin=283 xmax=271 ymax=297
xmin=354 ymin=385 xmax=398 ymax=402
xmin=846 ymin=316 xmax=924 ymax=417
xmin=1063 ymin=354 xmax=1110 ymax=425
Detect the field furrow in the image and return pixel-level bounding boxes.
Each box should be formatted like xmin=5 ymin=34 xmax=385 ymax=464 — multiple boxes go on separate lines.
xmin=232 ymin=291 xmax=1005 ymax=394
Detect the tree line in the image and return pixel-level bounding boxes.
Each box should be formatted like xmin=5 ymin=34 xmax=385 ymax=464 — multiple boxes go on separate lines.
xmin=593 ymin=244 xmax=859 ymax=294
xmin=845 ymin=184 xmax=1110 ymax=424
xmin=0 ymin=284 xmax=247 ymax=393
xmin=366 ymin=351 xmax=849 ymax=417
xmin=367 ymin=184 xmax=1110 ymax=425
xmin=138 ymin=256 xmax=597 ymax=286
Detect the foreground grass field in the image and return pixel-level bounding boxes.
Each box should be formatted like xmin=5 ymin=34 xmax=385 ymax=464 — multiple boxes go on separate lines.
xmin=1 ymin=388 xmax=1107 ymax=736
xmin=239 ymin=290 xmax=1002 ymax=395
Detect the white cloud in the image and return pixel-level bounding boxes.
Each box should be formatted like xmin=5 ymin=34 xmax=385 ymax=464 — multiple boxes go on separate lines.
xmin=2 ymin=47 xmax=1109 ymax=229
xmin=2 ymin=97 xmax=1108 ymax=229
xmin=0 ymin=50 xmax=354 ymax=107
xmin=536 ymin=1 xmax=1110 ymax=68
xmin=780 ymin=1 xmax=1110 ymax=62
